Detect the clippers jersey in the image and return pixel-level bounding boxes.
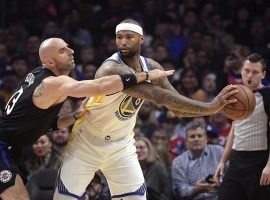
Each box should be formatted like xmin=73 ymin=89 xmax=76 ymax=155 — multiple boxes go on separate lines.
xmin=0 ymin=67 xmax=63 ymax=147
xmin=79 ymin=53 xmax=150 ymax=141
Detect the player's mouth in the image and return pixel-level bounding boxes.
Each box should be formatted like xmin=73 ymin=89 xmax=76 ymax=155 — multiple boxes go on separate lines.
xmin=120 ymin=47 xmax=130 ymax=51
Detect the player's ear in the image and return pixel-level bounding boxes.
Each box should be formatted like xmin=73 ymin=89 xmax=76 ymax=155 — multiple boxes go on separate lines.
xmin=47 ymin=58 xmax=55 ymax=67
xmin=140 ymin=36 xmax=144 ymax=45
xmin=262 ymin=70 xmax=266 ymax=79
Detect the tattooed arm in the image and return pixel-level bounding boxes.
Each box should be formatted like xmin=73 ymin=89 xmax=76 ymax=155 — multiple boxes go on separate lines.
xmin=95 ymin=61 xmax=237 ymax=116
xmin=147 ymin=59 xmax=210 ymax=117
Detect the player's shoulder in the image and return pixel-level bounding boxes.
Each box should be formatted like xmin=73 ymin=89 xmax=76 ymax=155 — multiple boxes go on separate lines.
xmin=42 ymin=75 xmax=73 ymax=89
xmin=145 ymin=58 xmax=164 ymax=70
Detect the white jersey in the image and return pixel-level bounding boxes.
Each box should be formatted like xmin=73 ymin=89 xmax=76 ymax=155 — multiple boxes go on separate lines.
xmin=80 ymin=52 xmax=150 ymax=141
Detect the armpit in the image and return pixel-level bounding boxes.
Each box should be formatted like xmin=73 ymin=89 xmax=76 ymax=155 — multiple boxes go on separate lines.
xmin=33 ymin=81 xmax=45 ymax=97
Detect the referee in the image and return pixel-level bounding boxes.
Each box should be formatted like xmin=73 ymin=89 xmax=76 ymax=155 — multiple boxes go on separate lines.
xmin=215 ymin=53 xmax=270 ymax=200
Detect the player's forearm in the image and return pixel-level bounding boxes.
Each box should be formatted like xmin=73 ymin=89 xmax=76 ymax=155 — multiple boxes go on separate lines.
xmin=124 ymin=82 xmax=213 ymax=115
xmin=170 ymin=110 xmax=209 ymax=117
xmin=66 ymin=72 xmax=149 ymax=97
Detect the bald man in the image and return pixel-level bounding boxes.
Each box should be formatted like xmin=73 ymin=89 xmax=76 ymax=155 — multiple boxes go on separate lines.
xmin=0 ymin=38 xmax=173 ymax=200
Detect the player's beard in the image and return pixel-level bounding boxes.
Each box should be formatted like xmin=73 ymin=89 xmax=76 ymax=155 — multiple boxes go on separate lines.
xmin=118 ymin=48 xmax=137 ymax=58
xmin=55 ymin=60 xmax=75 ymax=73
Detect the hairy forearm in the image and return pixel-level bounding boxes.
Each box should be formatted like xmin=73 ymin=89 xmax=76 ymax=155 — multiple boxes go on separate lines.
xmin=170 ymin=109 xmax=209 ymax=117
xmin=124 ymin=82 xmax=213 ymax=115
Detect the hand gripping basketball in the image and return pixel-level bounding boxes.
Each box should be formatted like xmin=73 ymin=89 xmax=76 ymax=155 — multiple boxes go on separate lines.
xmin=222 ymin=84 xmax=256 ymax=120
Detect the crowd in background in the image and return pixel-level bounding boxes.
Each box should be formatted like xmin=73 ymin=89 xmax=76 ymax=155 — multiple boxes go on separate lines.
xmin=0 ymin=0 xmax=270 ymax=199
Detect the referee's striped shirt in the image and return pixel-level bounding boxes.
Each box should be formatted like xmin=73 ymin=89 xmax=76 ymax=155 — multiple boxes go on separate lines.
xmin=233 ymin=88 xmax=270 ymax=151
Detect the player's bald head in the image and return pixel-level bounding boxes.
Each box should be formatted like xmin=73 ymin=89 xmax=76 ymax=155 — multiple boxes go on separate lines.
xmin=39 ymin=38 xmax=63 ymax=63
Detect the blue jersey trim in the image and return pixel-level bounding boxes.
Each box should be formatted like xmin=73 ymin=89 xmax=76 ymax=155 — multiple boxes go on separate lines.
xmin=0 ymin=140 xmax=10 ymax=168
xmin=144 ymin=57 xmax=150 ymax=71
xmin=56 ymin=173 xmax=87 ymax=199
xmin=111 ymin=183 xmax=146 ymax=198
xmin=105 ymin=59 xmax=121 ymax=64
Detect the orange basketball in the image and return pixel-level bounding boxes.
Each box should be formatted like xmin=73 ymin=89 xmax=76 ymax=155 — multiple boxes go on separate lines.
xmin=222 ymin=84 xmax=256 ymax=120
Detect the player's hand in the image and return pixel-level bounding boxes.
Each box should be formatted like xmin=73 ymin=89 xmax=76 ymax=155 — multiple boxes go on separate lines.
xmin=260 ymin=165 xmax=270 ymax=186
xmin=210 ymin=85 xmax=238 ymax=113
xmin=147 ymin=69 xmax=174 ymax=80
xmin=74 ymin=97 xmax=90 ymax=119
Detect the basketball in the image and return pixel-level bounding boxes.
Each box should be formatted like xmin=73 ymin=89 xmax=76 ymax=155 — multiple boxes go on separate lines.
xmin=222 ymin=84 xmax=256 ymax=120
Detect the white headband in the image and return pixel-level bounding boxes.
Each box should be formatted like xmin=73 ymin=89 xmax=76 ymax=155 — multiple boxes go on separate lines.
xmin=115 ymin=23 xmax=143 ymax=36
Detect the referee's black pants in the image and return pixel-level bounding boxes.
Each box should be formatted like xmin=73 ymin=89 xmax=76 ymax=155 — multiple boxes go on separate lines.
xmin=218 ymin=150 xmax=270 ymax=200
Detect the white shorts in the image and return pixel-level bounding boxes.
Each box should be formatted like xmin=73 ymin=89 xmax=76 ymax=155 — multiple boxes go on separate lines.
xmin=55 ymin=126 xmax=145 ymax=199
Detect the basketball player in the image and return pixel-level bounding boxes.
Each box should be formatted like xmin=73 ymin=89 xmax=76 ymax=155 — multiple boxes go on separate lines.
xmin=0 ymin=37 xmax=173 ymax=200
xmin=54 ymin=19 xmax=237 ymax=200
xmin=215 ymin=53 xmax=270 ymax=200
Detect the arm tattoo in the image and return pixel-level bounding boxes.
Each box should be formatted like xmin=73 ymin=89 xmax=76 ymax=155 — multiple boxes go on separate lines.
xmin=33 ymin=81 xmax=44 ymax=97
xmin=170 ymin=110 xmax=208 ymax=117
xmin=124 ymin=82 xmax=211 ymax=114
xmin=147 ymin=58 xmax=178 ymax=93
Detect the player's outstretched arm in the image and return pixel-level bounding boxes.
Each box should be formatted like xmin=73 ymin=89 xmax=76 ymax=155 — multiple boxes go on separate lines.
xmin=96 ymin=61 xmax=237 ymax=116
xmin=33 ymin=69 xmax=173 ymax=109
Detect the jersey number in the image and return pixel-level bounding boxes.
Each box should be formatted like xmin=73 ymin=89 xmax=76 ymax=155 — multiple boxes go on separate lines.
xmin=5 ymin=87 xmax=23 ymax=115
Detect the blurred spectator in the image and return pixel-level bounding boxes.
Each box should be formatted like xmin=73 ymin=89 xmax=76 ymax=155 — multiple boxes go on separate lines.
xmin=85 ymin=172 xmax=111 ymax=200
xmin=176 ymin=68 xmax=207 ymax=101
xmin=0 ymin=68 xmax=18 ymax=104
xmin=167 ymin=22 xmax=188 ymax=62
xmin=227 ymin=6 xmax=251 ymax=45
xmin=6 ymin=19 xmax=28 ymax=52
xmin=61 ymin=9 xmax=92 ymax=52
xmin=135 ymin=137 xmax=172 ymax=200
xmin=172 ymin=122 xmax=223 ymax=200
xmin=180 ymin=47 xmax=197 ymax=68
xmin=10 ymin=55 xmax=29 ymax=83
xmin=143 ymin=46 xmax=155 ymax=60
xmin=82 ymin=62 xmax=98 ymax=80
xmin=182 ymin=9 xmax=199 ymax=36
xmin=218 ymin=53 xmax=242 ymax=90
xmin=79 ymin=46 xmax=96 ymax=66
xmin=197 ymin=49 xmax=212 ymax=75
xmin=208 ymin=113 xmax=232 ymax=147
xmin=4 ymin=34 xmax=20 ymax=56
xmin=155 ymin=142 xmax=172 ymax=173
xmin=41 ymin=20 xmax=62 ymax=40
xmin=248 ymin=19 xmax=269 ymax=55
xmin=25 ymin=134 xmax=62 ymax=178
xmin=188 ymin=29 xmax=203 ymax=51
xmin=24 ymin=35 xmax=41 ymax=70
xmin=0 ymin=44 xmax=9 ymax=76
xmin=201 ymin=32 xmax=224 ymax=72
xmin=50 ymin=128 xmax=70 ymax=157
xmin=137 ymin=101 xmax=158 ymax=138
xmin=154 ymin=45 xmax=170 ymax=63
xmin=202 ymin=72 xmax=217 ymax=102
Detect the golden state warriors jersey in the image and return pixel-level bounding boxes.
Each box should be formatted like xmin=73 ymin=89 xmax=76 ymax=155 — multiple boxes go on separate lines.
xmin=80 ymin=52 xmax=150 ymax=140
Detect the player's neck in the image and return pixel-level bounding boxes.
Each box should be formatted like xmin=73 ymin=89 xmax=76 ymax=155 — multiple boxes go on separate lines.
xmin=123 ymin=55 xmax=142 ymax=72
